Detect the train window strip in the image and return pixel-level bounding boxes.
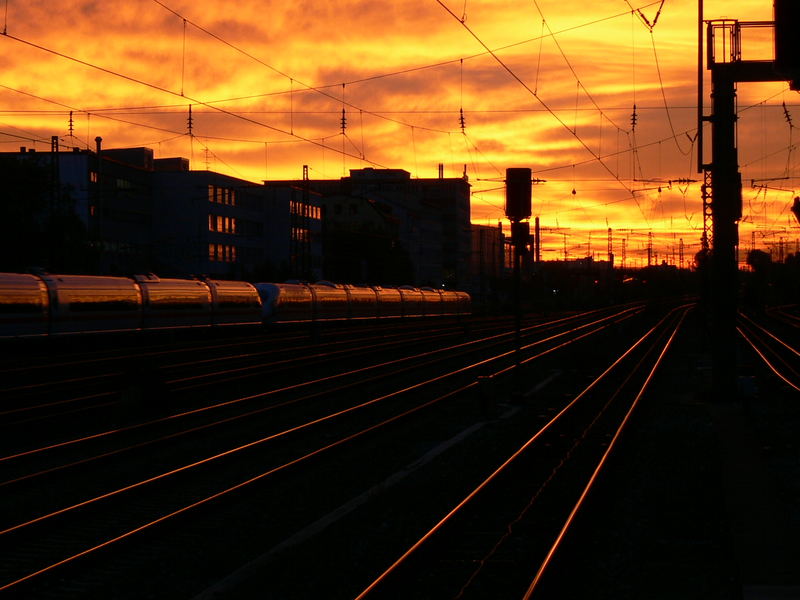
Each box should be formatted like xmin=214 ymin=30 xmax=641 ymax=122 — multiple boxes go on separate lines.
xmin=67 ymin=300 xmax=140 ymax=312
xmin=0 ymin=301 xmax=47 ymax=313
xmin=217 ymin=300 xmax=261 ymax=308
xmin=147 ymin=302 xmax=207 ymax=311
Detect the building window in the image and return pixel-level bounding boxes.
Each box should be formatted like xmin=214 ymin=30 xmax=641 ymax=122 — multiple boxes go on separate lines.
xmin=291 ymin=227 xmax=309 ymax=243
xmin=209 ymin=243 xmax=238 ymax=263
xmin=208 ymin=185 xmax=237 ymax=206
xmin=291 ymin=200 xmax=321 ymax=220
xmin=89 ymin=171 xmax=98 ymax=183
xmin=208 ymin=214 xmax=237 ymax=233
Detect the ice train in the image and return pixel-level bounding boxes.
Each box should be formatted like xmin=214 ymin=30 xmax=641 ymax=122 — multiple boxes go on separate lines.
xmin=0 ymin=272 xmax=471 ymax=338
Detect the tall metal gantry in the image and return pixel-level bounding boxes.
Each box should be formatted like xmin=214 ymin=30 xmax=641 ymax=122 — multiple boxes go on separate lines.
xmin=699 ymin=1 xmax=800 ymax=400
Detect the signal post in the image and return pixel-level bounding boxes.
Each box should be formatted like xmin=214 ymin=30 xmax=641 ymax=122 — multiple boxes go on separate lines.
xmin=506 ymin=168 xmax=533 ymax=385
xmin=702 ymin=2 xmax=800 ymax=400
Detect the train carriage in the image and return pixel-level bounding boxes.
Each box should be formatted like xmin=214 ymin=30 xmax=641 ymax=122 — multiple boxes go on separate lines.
xmin=206 ymin=279 xmax=262 ymax=326
xmin=397 ymin=286 xmax=424 ymax=317
xmin=0 ymin=273 xmax=50 ymax=337
xmin=256 ymin=283 xmax=313 ymax=323
xmin=438 ymin=290 xmax=460 ymax=315
xmin=136 ymin=274 xmax=212 ymax=329
xmin=0 ymin=272 xmax=471 ymax=337
xmin=344 ymin=284 xmax=379 ymax=319
xmin=309 ymin=281 xmax=350 ymax=321
xmin=43 ymin=274 xmax=142 ymax=334
xmin=419 ymin=287 xmax=444 ymax=317
xmin=453 ymin=290 xmax=471 ymax=315
xmin=373 ymin=286 xmax=403 ymax=319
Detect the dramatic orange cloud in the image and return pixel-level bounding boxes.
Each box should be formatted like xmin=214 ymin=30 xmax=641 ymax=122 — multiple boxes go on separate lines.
xmin=1 ymin=0 xmax=797 ymax=266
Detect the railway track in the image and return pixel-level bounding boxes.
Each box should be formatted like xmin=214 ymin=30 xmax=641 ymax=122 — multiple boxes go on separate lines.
xmin=0 ymin=317 xmax=484 ymax=404
xmin=765 ymin=304 xmax=800 ymax=329
xmin=0 ymin=302 xmax=685 ymax=599
xmin=738 ymin=310 xmax=800 ymax=392
xmin=0 ymin=317 xmax=483 ymax=440
xmin=0 ymin=311 xmax=613 ymax=449
xmin=349 ymin=304 xmax=691 ymax=599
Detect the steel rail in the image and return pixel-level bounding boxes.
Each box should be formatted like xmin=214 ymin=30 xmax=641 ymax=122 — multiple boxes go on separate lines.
xmin=522 ymin=306 xmax=690 ymax=598
xmin=0 ymin=308 xmax=631 ymax=592
xmin=1 ymin=308 xmax=633 ymax=466
xmin=0 ymin=321 xmax=463 ymax=415
xmin=0 ymin=307 xmax=628 ymax=519
xmin=352 ymin=304 xmax=685 ymax=599
xmin=739 ymin=311 xmax=800 ymax=359
xmin=737 ymin=325 xmax=800 ymax=392
xmin=0 ymin=321 xmax=513 ymax=465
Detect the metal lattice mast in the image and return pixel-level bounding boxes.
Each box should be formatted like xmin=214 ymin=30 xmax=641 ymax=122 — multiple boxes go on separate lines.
xmin=701 ymin=168 xmax=713 ymax=251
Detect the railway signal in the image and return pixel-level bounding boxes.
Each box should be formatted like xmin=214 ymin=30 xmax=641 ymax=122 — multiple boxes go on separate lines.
xmin=505 ymin=167 xmax=538 ymax=388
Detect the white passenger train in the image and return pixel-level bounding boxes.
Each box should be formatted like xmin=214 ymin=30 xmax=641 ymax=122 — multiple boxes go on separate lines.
xmin=0 ymin=272 xmax=471 ymax=337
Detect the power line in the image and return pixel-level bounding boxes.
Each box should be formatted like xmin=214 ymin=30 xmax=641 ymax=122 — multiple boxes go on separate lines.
xmin=531 ymin=0 xmax=627 ymax=134
xmin=3 ymin=76 xmax=788 ymax=201
xmin=149 ymin=0 xmax=664 ymax=141
xmin=0 ymin=82 xmax=186 ymax=141
xmin=149 ymin=0 xmax=663 ymax=97
xmin=0 ymin=32 xmax=392 ymax=169
xmin=0 ymin=104 xmax=728 ymax=116
xmin=648 ymin=28 xmax=692 ymax=155
xmin=1 ymin=1 xmax=789 ymax=200
xmin=150 ymin=0 xmax=453 ymax=136
xmin=434 ymin=0 xmax=641 ymax=216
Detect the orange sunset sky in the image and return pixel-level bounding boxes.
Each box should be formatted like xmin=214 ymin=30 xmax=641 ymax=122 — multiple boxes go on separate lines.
xmin=1 ymin=0 xmax=798 ymax=266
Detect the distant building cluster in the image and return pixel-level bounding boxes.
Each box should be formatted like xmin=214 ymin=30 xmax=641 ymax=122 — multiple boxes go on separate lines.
xmin=0 ymin=139 xmax=512 ymax=296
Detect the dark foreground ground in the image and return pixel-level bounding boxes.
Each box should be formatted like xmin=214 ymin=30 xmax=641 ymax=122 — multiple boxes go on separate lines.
xmin=538 ymin=311 xmax=800 ymax=600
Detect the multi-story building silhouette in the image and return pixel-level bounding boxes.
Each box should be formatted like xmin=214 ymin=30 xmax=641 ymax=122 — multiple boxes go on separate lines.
xmin=0 ymin=142 xmax=322 ymax=280
xmin=266 ymin=166 xmax=471 ymax=288
xmin=471 ymin=222 xmax=505 ymax=301
xmin=1 ymin=142 xmax=478 ymax=291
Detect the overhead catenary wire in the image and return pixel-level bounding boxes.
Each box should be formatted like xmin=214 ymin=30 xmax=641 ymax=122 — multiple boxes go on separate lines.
xmin=0 ymin=82 xmax=185 ymax=148
xmin=149 ymin=0 xmax=664 ymax=143
xmin=149 ymin=1 xmax=664 ymax=98
xmin=4 ymin=71 xmax=782 ymax=220
xmin=0 ymin=32 xmax=393 ymax=169
xmin=150 ymin=0 xmax=452 ymax=137
xmin=180 ymin=18 xmax=187 ymax=97
xmin=0 ymin=103 xmax=742 ymax=116
xmin=434 ymin=0 xmax=643 ymax=218
xmin=532 ymin=0 xmax=628 ymax=134
xmin=626 ymin=0 xmax=666 ymax=32
xmin=0 ymin=0 xmax=788 ymax=225
xmin=0 ymin=81 xmax=340 ymax=153
xmin=0 ymin=0 xmax=728 ymax=196
xmin=649 ymin=28 xmax=692 ymax=155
